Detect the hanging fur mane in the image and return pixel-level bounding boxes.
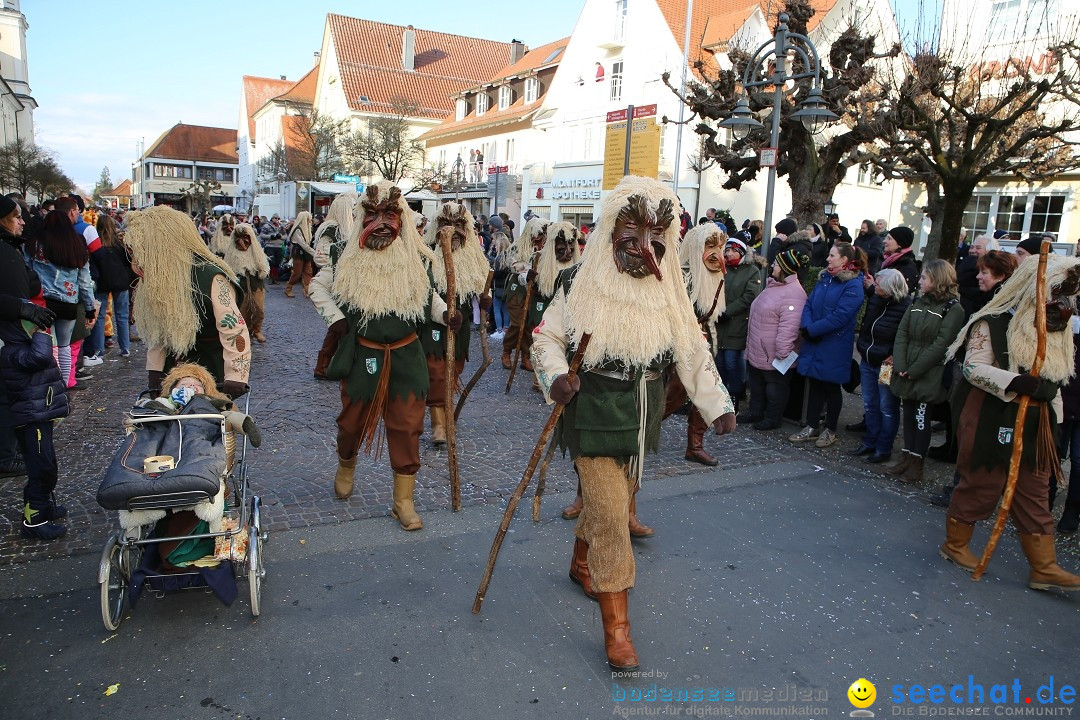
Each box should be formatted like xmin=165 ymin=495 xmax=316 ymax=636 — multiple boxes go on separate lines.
xmin=680 ymin=224 xmax=727 ymax=321
xmin=948 ymin=254 xmax=1080 ymax=383
xmin=332 ymin=181 xmax=433 ymax=326
xmin=515 ymin=217 xmax=547 ymax=267
xmin=125 ymin=206 xmax=237 ymax=356
xmin=564 ymin=176 xmax=701 ymax=368
xmin=313 ymin=193 xmax=355 ymax=253
xmin=224 ymin=223 xmax=271 ymax=279
xmin=290 ymin=211 xmax=314 ymax=255
xmin=425 ymin=201 xmax=490 ymax=302
xmin=208 ymin=213 xmax=235 ymax=255
xmin=536 ymin=221 xmax=581 ymax=298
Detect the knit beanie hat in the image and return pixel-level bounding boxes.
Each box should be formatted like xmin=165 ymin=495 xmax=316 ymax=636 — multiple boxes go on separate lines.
xmin=776 ymin=249 xmax=807 ymax=277
xmin=888 ymin=226 xmax=915 ymax=249
xmin=1016 ymin=236 xmax=1042 ymax=256
xmin=775 ymin=218 xmax=798 ymax=236
xmin=0 ymin=195 xmax=18 ymax=220
xmin=725 ymin=237 xmax=748 ymax=256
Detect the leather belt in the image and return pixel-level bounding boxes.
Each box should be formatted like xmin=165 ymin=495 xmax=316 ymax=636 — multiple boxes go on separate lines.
xmin=357 ymin=332 xmax=418 ymax=352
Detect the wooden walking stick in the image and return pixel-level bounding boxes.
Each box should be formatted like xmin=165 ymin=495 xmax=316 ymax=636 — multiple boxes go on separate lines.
xmin=531 ymin=434 xmax=559 ymax=522
xmin=439 ymin=229 xmax=462 ymax=512
xmin=473 ymin=333 xmax=592 ymax=614
xmin=972 ymin=240 xmax=1051 ymax=581
xmin=454 ymin=270 xmax=495 ymax=422
xmin=505 ymin=253 xmax=540 ymax=394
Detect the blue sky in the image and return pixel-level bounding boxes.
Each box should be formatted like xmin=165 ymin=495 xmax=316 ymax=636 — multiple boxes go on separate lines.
xmin=26 ymin=0 xmax=935 ymax=192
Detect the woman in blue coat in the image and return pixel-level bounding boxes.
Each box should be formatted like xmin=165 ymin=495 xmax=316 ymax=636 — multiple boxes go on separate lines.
xmin=790 ymin=242 xmax=867 ymax=448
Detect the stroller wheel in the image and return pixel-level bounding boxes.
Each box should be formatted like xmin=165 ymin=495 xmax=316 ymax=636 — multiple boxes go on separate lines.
xmin=248 ymin=496 xmax=264 ymax=617
xmin=99 ymin=534 xmax=130 ymax=631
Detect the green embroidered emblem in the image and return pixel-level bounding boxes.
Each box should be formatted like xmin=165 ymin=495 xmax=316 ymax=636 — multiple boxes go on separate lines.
xmin=432 ymin=329 xmax=441 ymax=342
xmin=220 ymin=313 xmax=239 ymax=329
xmin=366 ymin=357 xmax=378 ymax=374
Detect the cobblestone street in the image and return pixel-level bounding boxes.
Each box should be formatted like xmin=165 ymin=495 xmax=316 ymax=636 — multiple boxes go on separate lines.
xmin=2 ymin=282 xmax=1075 ymax=566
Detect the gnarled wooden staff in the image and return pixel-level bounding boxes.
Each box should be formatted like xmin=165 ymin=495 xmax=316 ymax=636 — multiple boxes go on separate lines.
xmin=505 ymin=253 xmax=540 ymax=394
xmin=972 ymin=240 xmax=1050 ymax=581
xmin=531 ymin=435 xmax=559 ymax=522
xmin=439 ymin=229 xmax=461 ymax=512
xmin=454 ymin=270 xmax=495 ymax=422
xmin=473 ymin=333 xmax=592 ymax=614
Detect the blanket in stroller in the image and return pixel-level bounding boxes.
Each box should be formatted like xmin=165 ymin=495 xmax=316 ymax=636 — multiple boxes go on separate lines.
xmin=96 ymin=396 xmax=227 ymax=511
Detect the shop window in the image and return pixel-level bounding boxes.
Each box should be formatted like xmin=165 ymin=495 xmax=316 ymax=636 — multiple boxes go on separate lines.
xmin=963 ymin=195 xmax=993 ymax=237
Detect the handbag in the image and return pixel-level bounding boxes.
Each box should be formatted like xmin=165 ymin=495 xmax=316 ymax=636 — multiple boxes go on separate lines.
xmin=878 ymin=363 xmax=893 ymax=386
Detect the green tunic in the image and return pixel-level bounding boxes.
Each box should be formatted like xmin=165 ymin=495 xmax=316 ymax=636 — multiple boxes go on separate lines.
xmin=331 ymin=310 xmax=431 ymax=404
xmin=421 ymin=297 xmax=471 ymax=361
xmin=162 ymin=259 xmax=242 ymax=384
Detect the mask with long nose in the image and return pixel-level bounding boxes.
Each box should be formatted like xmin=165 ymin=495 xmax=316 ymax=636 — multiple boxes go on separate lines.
xmin=612 ymin=194 xmax=671 ymax=281
xmin=358 ymin=185 xmax=403 ymax=251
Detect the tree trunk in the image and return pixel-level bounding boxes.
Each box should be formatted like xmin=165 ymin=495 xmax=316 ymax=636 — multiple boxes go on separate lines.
xmin=920 ymin=180 xmax=944 ymax=261
xmin=787 ymin=171 xmax=842 ymax=229
xmin=934 ymin=181 xmax=978 ymax=263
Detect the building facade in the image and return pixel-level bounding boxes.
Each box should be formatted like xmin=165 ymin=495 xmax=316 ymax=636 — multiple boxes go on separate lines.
xmin=0 ymin=0 xmax=36 ymax=144
xmin=130 ymin=123 xmax=239 ymax=211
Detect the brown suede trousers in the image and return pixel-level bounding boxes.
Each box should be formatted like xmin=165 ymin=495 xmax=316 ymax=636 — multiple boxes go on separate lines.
xmin=287 ymin=254 xmax=314 ymax=294
xmin=336 ymin=385 xmax=425 ymax=475
xmin=947 ymin=388 xmax=1054 ymax=534
xmin=425 ymin=355 xmax=466 ymax=407
xmin=502 ymin=292 xmax=532 ymax=356
xmin=575 ymin=456 xmax=638 ymax=593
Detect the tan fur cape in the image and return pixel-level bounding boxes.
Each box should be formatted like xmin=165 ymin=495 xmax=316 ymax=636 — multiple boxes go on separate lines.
xmin=537 ymin=221 xmax=581 ymax=298
xmin=426 ymin=202 xmax=490 ymax=303
xmin=314 ymin=193 xmax=355 ymax=251
xmin=125 ymin=206 xmax=238 ymax=356
xmin=208 ymin=213 xmax=235 ymax=255
xmin=564 ymin=176 xmax=701 ymax=368
xmin=290 ymin=211 xmax=314 ymax=255
xmin=331 ymin=181 xmax=433 ymax=326
xmin=680 ymin=224 xmax=727 ymax=321
xmin=948 ymin=254 xmax=1080 ymax=383
xmin=224 ymin=223 xmax=271 ymax=279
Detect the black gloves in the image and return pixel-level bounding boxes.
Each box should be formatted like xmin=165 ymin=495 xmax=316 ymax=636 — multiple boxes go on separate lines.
xmin=713 ymin=412 xmax=736 ymax=435
xmin=85 ymin=308 xmax=96 ymax=321
xmin=222 ymin=380 xmax=249 ymax=400
xmin=329 ymin=318 xmax=348 ymax=336
xmin=443 ymin=310 xmax=462 ymax=332
xmin=19 ymin=303 xmax=55 ymax=329
xmin=1007 ymin=373 xmax=1058 ymax=402
xmin=549 ymin=373 xmax=580 ymax=404
xmin=478 ymin=294 xmax=493 ymax=312
xmin=799 ymin=327 xmax=815 ymax=342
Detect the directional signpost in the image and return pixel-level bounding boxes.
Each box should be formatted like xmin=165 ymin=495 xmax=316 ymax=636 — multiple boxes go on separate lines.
xmin=603 ymin=104 xmax=661 ymax=190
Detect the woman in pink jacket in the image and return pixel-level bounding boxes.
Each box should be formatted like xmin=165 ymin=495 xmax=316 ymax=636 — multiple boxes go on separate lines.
xmin=743 ymin=249 xmax=809 ymax=430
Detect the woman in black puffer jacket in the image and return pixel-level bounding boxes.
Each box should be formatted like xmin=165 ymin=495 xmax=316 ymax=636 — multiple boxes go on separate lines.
xmin=851 ymin=269 xmax=912 ymax=463
xmin=86 ymin=214 xmax=133 ymax=359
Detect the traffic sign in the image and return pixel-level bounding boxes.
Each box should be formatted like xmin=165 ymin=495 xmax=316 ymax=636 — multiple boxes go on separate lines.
xmin=603 ymin=105 xmax=661 ymax=190
xmin=334 ymin=173 xmax=360 ymax=184
xmin=355 ymin=183 xmax=366 ymax=193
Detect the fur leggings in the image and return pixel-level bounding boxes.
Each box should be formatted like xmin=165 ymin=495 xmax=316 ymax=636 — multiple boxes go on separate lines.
xmin=575 ymin=456 xmax=638 ymax=593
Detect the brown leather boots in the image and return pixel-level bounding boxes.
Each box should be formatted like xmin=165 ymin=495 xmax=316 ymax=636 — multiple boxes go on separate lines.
xmin=569 ymin=537 xmax=597 ymax=600
xmin=684 ymin=410 xmax=717 ymax=466
xmin=598 ymin=591 xmax=639 ymax=669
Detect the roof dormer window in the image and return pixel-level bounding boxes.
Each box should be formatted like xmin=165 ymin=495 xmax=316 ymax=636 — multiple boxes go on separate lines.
xmin=477 ymin=92 xmax=489 ymax=116
xmin=525 ymin=77 xmax=539 ymax=104
xmin=456 ymin=98 xmax=468 ymax=121
xmin=498 ymin=85 xmax=514 ymax=110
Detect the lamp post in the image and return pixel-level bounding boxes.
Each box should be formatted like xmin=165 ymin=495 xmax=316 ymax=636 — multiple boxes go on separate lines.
xmin=719 ymin=12 xmax=837 ymax=240
xmin=823 ymin=198 xmax=837 ymax=217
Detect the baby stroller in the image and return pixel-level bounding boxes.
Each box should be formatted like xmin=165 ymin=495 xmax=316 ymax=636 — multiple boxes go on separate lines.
xmin=95 ymin=389 xmax=265 ymax=631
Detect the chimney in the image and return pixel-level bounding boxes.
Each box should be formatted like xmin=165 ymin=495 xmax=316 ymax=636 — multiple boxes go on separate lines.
xmin=280 ymin=75 xmax=287 ymax=81
xmin=402 ymin=25 xmax=416 ymax=71
xmin=313 ymin=50 xmax=321 ymax=67
xmin=510 ymin=39 xmax=526 ymax=64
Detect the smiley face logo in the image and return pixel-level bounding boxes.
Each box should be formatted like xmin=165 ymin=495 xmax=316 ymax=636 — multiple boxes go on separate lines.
xmin=848 ymin=678 xmax=876 ymax=709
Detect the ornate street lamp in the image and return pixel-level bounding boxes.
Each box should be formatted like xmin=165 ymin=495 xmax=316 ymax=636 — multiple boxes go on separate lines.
xmin=718 ymin=12 xmax=838 ymax=236
xmin=823 ymin=198 xmax=837 ymax=217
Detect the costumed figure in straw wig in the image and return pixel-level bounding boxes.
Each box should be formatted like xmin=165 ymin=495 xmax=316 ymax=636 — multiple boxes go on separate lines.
xmin=285 ymin=210 xmax=315 ymax=299
xmin=310 ymin=181 xmax=451 ymax=530
xmin=123 ymin=205 xmax=250 ymax=399
xmin=223 ymin=223 xmax=271 ymax=344
xmin=421 ymin=201 xmax=492 ymax=447
xmin=308 ymin=193 xmax=356 ymax=380
xmin=530 ymin=176 xmax=736 ymax=669
xmin=502 ymin=216 xmax=547 ymax=370
xmin=207 ymin=213 xmax=236 ymax=257
xmin=942 ymin=253 xmax=1080 ymax=591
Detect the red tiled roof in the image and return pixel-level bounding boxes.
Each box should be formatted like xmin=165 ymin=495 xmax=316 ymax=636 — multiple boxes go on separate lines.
xmin=658 ymin=0 xmax=839 ymax=64
xmin=276 ymin=65 xmax=319 ymax=105
xmin=420 ymin=97 xmax=541 ymax=143
xmin=105 ymin=179 xmax=131 ymax=196
xmin=327 ymin=14 xmax=514 ymax=118
xmin=491 ymin=37 xmax=570 ymax=83
xmin=242 ymin=75 xmax=294 ymax=140
xmin=146 ymin=123 xmax=238 ymax=164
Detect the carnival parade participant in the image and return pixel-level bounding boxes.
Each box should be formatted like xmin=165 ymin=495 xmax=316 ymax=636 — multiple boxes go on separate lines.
xmin=422 ymin=201 xmax=492 ymax=446
xmin=310 ymin=181 xmax=451 ymax=529
xmin=941 ymin=253 xmax=1080 ymax=591
xmin=285 ymin=211 xmax=315 ymax=299
xmin=123 ymin=206 xmax=250 ymax=398
xmin=309 ymin=193 xmax=356 ymax=380
xmin=224 ymin=223 xmax=271 ymax=344
xmin=531 ymin=176 xmax=735 ymax=669
xmin=208 ymin=213 xmax=236 ymax=257
xmin=502 ymin=216 xmax=546 ymax=370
